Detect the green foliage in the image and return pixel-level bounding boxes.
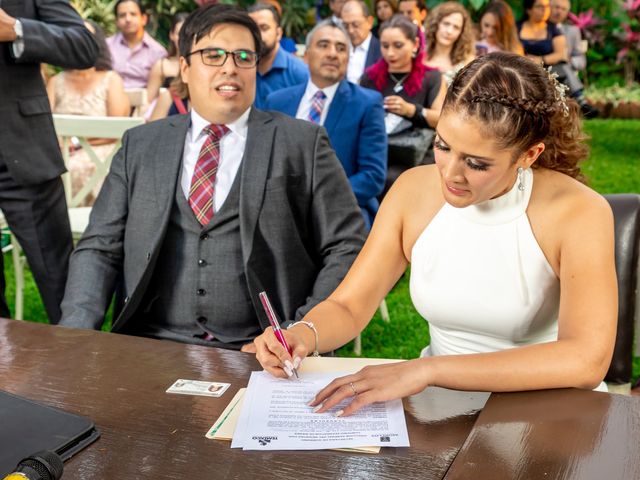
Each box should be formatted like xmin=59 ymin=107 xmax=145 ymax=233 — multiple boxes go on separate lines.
xmin=71 ymin=0 xmax=118 ymax=35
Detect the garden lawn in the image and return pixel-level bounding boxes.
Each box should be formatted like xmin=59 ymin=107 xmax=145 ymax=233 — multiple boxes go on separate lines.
xmin=3 ymin=120 xmax=639 ymax=381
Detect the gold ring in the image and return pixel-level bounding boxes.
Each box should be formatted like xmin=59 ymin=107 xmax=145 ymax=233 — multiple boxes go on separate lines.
xmin=349 ymin=382 xmax=358 ymax=396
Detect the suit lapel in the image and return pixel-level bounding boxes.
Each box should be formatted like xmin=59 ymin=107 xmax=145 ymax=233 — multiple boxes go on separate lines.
xmin=239 ymin=108 xmax=275 ymax=265
xmin=153 ymin=114 xmax=189 ymax=212
xmin=323 ymin=80 xmax=350 ymax=138
xmin=284 ymin=84 xmax=306 ymax=117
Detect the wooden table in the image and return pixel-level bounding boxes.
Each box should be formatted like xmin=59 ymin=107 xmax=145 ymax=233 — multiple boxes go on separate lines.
xmin=0 ymin=319 xmax=484 ymax=479
xmin=1 ymin=318 xmax=639 ymax=480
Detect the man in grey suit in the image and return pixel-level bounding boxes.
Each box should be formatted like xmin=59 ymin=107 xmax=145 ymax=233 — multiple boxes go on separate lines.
xmin=60 ymin=4 xmax=366 ymax=350
xmin=0 ymin=0 xmax=98 ymax=322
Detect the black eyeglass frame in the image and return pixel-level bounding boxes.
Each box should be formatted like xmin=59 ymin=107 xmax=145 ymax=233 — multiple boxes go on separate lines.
xmin=185 ymin=48 xmax=260 ymax=68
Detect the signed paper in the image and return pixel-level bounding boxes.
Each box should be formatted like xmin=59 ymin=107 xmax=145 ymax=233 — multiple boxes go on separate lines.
xmin=231 ymin=371 xmax=410 ymax=451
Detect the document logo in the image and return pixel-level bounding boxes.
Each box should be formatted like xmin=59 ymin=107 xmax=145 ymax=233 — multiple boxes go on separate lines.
xmin=252 ymin=436 xmax=278 ymax=446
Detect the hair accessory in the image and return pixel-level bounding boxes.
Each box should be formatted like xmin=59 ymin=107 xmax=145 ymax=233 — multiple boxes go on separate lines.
xmin=517 ymin=166 xmax=525 ymax=192
xmin=546 ymin=67 xmax=570 ymax=117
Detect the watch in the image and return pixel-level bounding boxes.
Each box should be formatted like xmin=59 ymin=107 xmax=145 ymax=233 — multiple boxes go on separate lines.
xmin=13 ymin=19 xmax=23 ymax=41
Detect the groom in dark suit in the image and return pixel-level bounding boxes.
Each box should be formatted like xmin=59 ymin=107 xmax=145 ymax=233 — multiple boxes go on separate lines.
xmin=60 ymin=4 xmax=366 ymax=350
xmin=0 ymin=0 xmax=98 ymax=322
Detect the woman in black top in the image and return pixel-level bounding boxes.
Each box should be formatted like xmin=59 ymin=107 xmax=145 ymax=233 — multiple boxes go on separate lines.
xmin=361 ymin=15 xmax=446 ymax=129
xmin=517 ymin=0 xmax=566 ymax=65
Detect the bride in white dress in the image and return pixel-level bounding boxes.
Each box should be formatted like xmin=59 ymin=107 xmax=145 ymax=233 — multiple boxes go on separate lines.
xmin=251 ymin=52 xmax=617 ymax=415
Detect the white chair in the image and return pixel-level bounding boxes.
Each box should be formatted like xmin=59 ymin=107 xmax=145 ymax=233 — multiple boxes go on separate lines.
xmin=125 ymin=88 xmax=148 ymax=117
xmin=52 ymin=114 xmax=144 ymax=238
xmin=0 ymin=213 xmax=26 ymax=320
xmin=354 ymin=300 xmax=390 ymax=356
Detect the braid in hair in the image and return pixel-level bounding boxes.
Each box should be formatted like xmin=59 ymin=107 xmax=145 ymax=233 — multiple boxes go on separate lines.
xmin=442 ymin=52 xmax=588 ymax=181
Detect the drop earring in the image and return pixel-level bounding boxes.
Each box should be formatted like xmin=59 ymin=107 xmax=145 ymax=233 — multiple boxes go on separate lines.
xmin=517 ymin=167 xmax=525 ymax=192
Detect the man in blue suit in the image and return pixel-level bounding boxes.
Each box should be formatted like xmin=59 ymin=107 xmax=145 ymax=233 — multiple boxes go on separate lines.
xmin=265 ymin=19 xmax=386 ymax=228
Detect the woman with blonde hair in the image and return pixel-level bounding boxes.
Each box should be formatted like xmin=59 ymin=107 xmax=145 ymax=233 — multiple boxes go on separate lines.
xmin=424 ymin=1 xmax=475 ymax=85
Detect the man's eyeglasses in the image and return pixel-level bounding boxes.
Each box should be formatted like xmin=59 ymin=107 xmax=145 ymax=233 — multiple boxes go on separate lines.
xmin=186 ymin=48 xmax=259 ymax=68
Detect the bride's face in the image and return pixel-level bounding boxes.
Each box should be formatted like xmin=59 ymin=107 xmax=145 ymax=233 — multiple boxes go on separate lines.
xmin=434 ymin=110 xmax=524 ymax=208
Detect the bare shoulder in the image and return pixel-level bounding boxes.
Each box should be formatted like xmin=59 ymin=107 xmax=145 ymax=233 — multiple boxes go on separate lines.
xmin=531 ymin=168 xmax=613 ymax=225
xmin=380 ymin=165 xmax=445 ymax=259
xmin=529 ymin=168 xmax=614 ymax=272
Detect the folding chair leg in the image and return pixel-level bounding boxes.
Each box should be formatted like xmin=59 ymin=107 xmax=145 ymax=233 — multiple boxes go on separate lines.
xmin=11 ymin=236 xmax=24 ymax=321
xmin=379 ymin=299 xmax=390 ymax=323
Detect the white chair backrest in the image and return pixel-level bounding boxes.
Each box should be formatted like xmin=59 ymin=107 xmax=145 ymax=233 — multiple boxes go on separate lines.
xmin=125 ymin=88 xmax=148 ymax=117
xmin=53 ymin=114 xmax=143 ymax=208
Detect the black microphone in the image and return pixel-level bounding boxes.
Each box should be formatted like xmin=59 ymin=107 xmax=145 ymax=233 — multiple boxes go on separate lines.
xmin=3 ymin=451 xmax=63 ymax=480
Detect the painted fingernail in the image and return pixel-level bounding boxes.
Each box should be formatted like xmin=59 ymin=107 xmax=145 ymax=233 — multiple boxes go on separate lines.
xmin=283 ymin=365 xmax=293 ymax=377
xmin=313 ymin=403 xmax=323 ymax=413
xmin=334 ymin=410 xmax=344 ymax=417
xmin=284 ymin=360 xmax=294 ymax=371
xmin=293 ymin=356 xmax=302 ymax=369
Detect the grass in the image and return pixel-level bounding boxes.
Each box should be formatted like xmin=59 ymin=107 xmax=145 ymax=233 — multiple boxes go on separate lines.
xmin=3 ymin=119 xmax=640 ymax=383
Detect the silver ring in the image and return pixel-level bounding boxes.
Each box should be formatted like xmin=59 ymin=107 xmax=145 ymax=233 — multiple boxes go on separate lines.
xmin=349 ymin=382 xmax=358 ymax=396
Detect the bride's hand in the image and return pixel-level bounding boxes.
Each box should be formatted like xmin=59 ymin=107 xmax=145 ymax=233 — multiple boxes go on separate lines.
xmin=253 ymin=327 xmax=308 ymax=378
xmin=308 ymin=359 xmax=431 ymax=416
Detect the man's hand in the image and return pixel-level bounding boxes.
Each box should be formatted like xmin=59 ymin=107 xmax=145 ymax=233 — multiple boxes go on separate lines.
xmin=0 ymin=8 xmax=17 ymax=42
xmin=240 ymin=342 xmax=257 ymax=353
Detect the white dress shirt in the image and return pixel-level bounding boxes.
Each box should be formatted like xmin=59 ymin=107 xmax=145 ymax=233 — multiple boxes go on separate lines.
xmin=294 ymin=80 xmax=340 ymax=126
xmin=181 ymin=107 xmax=249 ymax=213
xmin=346 ymin=33 xmax=372 ymax=84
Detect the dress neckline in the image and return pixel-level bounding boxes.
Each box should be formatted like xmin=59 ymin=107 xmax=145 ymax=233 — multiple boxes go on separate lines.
xmin=455 ymin=168 xmax=533 ymax=226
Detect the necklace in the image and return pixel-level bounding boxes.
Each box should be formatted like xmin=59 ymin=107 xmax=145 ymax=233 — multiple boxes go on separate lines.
xmin=389 ymin=72 xmax=410 ymax=93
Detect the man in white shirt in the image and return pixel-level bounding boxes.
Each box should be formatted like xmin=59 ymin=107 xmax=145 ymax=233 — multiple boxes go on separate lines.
xmin=341 ymin=0 xmax=381 ymax=84
xmin=60 ymin=5 xmax=366 ymax=350
xmin=550 ymin=0 xmax=587 ymax=71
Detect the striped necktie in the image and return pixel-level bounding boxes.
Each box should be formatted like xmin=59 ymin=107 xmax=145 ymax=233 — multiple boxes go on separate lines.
xmin=189 ymin=124 xmax=229 ymax=225
xmin=308 ymin=90 xmax=326 ymax=124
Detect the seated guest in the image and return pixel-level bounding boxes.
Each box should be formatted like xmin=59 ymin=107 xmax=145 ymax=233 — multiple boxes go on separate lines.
xmin=254 ymin=53 xmax=617 ymax=411
xmin=328 ymin=0 xmax=347 ymax=25
xmin=397 ymin=0 xmax=427 ymax=27
xmin=248 ymin=3 xmax=309 ymax=109
xmin=146 ymin=13 xmax=188 ymax=103
xmin=362 ymin=15 xmax=445 ymax=128
xmin=550 ymin=0 xmax=586 ymax=71
xmin=372 ymin=0 xmax=397 ymax=38
xmin=107 ymin=0 xmax=167 ymax=89
xmin=361 ymin=15 xmax=446 ymax=192
xmin=424 ymin=2 xmax=476 ymax=86
xmin=148 ymin=75 xmax=190 ymax=122
xmin=46 ymin=21 xmax=130 ymax=205
xmin=341 ymin=1 xmax=381 ymax=84
xmin=60 ymin=4 xmax=366 ymax=350
xmin=266 ymin=20 xmax=387 ymax=229
xmin=476 ymin=1 xmax=524 ymax=55
xmin=517 ymin=0 xmax=595 ymax=116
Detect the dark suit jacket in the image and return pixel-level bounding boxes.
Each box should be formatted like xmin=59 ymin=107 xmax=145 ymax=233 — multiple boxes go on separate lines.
xmin=60 ymin=109 xmax=367 ymax=333
xmin=0 ymin=0 xmax=98 ymax=186
xmin=365 ymin=34 xmax=382 ymax=70
xmin=265 ymin=80 xmax=387 ymax=228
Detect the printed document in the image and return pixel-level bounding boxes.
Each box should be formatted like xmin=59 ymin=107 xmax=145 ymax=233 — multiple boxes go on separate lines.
xmin=231 ymin=371 xmax=410 ymax=450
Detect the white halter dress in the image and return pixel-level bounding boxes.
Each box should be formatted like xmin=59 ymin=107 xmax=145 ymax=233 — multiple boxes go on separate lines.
xmin=410 ymin=168 xmax=560 ymax=356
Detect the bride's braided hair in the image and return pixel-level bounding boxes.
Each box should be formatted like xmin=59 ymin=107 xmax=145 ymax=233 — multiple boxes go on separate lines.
xmin=442 ymin=52 xmax=588 ymax=181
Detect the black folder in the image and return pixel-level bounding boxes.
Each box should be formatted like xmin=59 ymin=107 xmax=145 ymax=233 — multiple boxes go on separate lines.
xmin=0 ymin=390 xmax=100 ymax=476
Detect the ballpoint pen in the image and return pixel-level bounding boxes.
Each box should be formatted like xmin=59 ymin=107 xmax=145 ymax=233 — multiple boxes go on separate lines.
xmin=258 ymin=291 xmax=299 ymax=378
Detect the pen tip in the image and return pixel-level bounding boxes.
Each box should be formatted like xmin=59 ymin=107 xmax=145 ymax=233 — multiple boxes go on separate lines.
xmin=293 ymin=368 xmax=299 ymax=379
